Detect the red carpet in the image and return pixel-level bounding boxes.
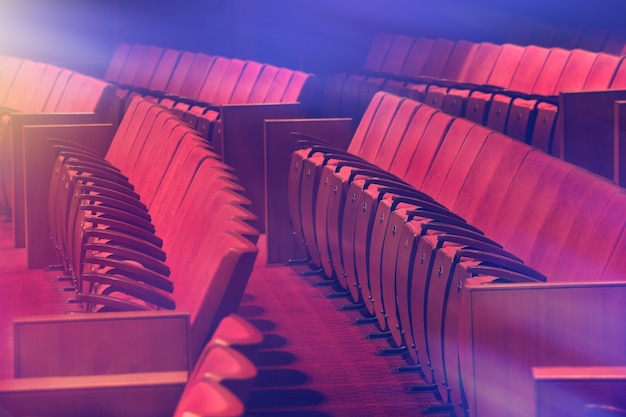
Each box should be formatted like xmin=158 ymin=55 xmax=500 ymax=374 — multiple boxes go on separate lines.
xmin=239 ymin=237 xmax=450 ymax=416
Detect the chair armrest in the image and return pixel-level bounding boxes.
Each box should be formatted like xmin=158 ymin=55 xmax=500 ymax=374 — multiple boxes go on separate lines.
xmin=80 ymin=273 xmax=175 ymax=310
xmin=82 ymin=229 xmax=165 ymax=261
xmin=72 ymin=292 xmax=153 ymax=312
xmin=326 ymin=154 xmax=373 ymax=167
xmin=306 ymin=144 xmax=356 ymax=158
xmin=73 ymin=174 xmax=136 ymax=195
xmin=76 ymin=194 xmax=149 ymax=221
xmin=79 ymin=204 xmax=155 ymax=233
xmin=467 ymin=265 xmax=546 ymax=283
xmin=373 ymin=185 xmax=436 ymax=204
xmin=391 ymin=196 xmax=458 ymax=219
xmin=82 ymin=256 xmax=173 ymax=293
xmin=291 ymin=131 xmax=340 ymax=148
xmin=418 ymin=220 xmax=483 ymax=237
xmin=76 ymin=184 xmax=147 ymax=210
xmin=55 ymin=149 xmax=114 ymax=167
xmin=48 ymin=137 xmax=105 ymax=157
xmin=456 ymin=248 xmax=547 ymax=282
xmin=406 ymin=208 xmax=468 ymax=227
xmin=66 ymin=162 xmax=129 ymax=183
xmin=436 ymin=232 xmax=503 ymax=251
xmin=347 ymin=168 xmax=401 ymax=184
xmin=82 ymin=215 xmax=163 ymax=248
xmin=83 ymin=242 xmax=170 ymax=277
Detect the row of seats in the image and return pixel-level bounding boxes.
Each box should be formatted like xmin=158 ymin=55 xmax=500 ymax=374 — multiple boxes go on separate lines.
xmin=322 ymin=33 xmax=626 ymax=157
xmin=0 ymin=55 xmax=116 ymax=218
xmin=0 ymin=46 xmax=279 ymax=414
xmin=48 ymin=97 xmax=259 ymax=362
xmin=0 ymin=95 xmax=262 ymax=415
xmin=0 ymin=56 xmax=113 ymax=117
xmin=104 ymin=43 xmax=316 ymax=140
xmin=503 ymin=22 xmax=626 ymax=55
xmin=288 ymin=92 xmax=626 ymax=416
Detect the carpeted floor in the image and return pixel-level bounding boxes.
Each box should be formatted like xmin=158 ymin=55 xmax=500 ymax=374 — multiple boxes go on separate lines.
xmin=239 ymin=236 xmax=450 ymax=417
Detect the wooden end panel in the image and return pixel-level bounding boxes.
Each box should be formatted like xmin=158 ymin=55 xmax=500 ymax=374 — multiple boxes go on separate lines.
xmin=561 ymin=89 xmax=626 ymax=182
xmin=14 ymin=311 xmax=190 ymax=378
xmin=264 ymin=118 xmax=353 ymax=264
xmin=459 ymin=281 xmax=626 ymax=417
xmin=615 ymin=100 xmax=626 ymax=186
xmin=9 ymin=112 xmax=99 ymax=248
xmin=219 ymin=103 xmax=303 ymax=233
xmin=22 ymin=123 xmax=114 ymax=269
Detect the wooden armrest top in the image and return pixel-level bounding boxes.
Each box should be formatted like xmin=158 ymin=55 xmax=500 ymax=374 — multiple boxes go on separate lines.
xmin=0 ymin=371 xmax=188 ymax=392
xmin=13 ymin=310 xmax=189 ymax=325
xmin=463 ymin=279 xmax=626 ymax=291
xmin=533 ymin=366 xmax=626 ymax=381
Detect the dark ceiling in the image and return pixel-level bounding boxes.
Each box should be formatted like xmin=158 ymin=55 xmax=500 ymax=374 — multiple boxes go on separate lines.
xmin=1 ymin=0 xmax=624 ymax=76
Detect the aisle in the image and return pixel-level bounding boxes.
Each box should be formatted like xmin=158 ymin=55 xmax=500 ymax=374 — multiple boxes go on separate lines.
xmin=239 ymin=237 xmax=448 ymax=417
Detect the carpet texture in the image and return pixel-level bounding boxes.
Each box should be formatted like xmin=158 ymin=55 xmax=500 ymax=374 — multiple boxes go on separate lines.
xmin=239 ymin=237 xmax=451 ymax=417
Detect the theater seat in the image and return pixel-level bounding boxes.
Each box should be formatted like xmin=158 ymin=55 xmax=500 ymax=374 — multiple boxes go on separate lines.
xmin=500 ymin=47 xmax=571 ymax=145
xmin=191 ymin=344 xmax=257 ymax=403
xmin=103 ymin=43 xmax=132 ymax=83
xmin=173 ymin=379 xmax=244 ymax=417
xmin=484 ymin=45 xmax=550 ymax=134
